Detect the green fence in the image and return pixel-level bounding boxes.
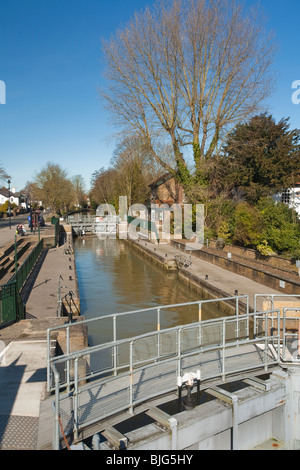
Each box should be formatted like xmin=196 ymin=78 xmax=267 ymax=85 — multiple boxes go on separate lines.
xmin=0 ymin=238 xmax=44 ymax=327
xmin=10 ymin=238 xmax=44 ymax=291
xmin=51 ymin=217 xmax=60 ymax=246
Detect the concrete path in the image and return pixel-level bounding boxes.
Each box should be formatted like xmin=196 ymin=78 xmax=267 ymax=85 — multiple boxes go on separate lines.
xmin=0 ymin=212 xmax=52 ymax=249
xmin=0 ymin=340 xmax=47 ymax=449
xmin=23 ymin=244 xmax=78 ymax=320
xmin=0 ymin=214 xmax=30 ymax=248
xmin=132 ymin=238 xmax=298 ymax=311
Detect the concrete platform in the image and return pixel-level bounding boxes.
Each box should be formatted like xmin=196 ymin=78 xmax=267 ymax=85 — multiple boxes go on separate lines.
xmin=0 ymin=340 xmax=47 ymax=450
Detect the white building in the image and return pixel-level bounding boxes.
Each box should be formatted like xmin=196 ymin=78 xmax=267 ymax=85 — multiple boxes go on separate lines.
xmin=274 ymin=182 xmax=300 ymax=217
xmin=0 ymin=187 xmax=28 ymax=210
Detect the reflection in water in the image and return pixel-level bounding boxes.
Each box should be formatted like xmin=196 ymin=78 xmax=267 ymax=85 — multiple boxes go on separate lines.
xmin=74 ymin=237 xmax=223 ymax=346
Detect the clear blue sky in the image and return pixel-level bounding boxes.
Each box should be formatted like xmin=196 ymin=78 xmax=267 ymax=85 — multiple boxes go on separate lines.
xmin=0 ymin=0 xmax=300 ymax=192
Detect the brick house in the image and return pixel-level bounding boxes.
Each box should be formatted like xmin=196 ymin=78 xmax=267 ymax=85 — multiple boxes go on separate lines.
xmin=149 ymin=173 xmax=185 ymax=205
xmin=146 ymin=174 xmax=187 ymax=244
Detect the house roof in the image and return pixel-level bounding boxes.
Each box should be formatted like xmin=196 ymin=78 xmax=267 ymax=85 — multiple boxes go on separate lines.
xmin=0 ymin=188 xmax=23 ymax=198
xmin=0 ymin=188 xmax=10 ymax=197
xmin=149 ymin=173 xmax=174 ymax=188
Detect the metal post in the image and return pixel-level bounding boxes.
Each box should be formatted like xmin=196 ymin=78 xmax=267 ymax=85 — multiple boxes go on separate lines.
xmin=74 ymin=357 xmax=79 ymax=440
xmin=47 ymin=330 xmax=51 ymax=392
xmin=14 ymin=234 xmax=18 ymax=274
xmin=222 ymin=319 xmax=226 ymax=381
xmin=129 ymin=341 xmax=134 ymax=414
xmin=264 ymin=311 xmax=268 ymax=371
xmin=177 ymin=328 xmax=181 ymax=377
xmin=7 ymin=179 xmax=11 ymax=230
xmin=53 ymin=366 xmax=60 ymax=450
xmin=157 ymin=308 xmax=161 ymax=331
xmin=282 ymin=308 xmax=287 ymax=362
xmin=279 ymin=310 xmax=283 ymax=362
xmin=198 ymin=302 xmax=202 ymax=349
xmin=157 ymin=308 xmax=160 ymax=360
xmin=198 ymin=302 xmax=202 ymax=322
xmin=113 ymin=315 xmax=117 ymax=375
xmin=66 ymin=326 xmax=70 ymax=392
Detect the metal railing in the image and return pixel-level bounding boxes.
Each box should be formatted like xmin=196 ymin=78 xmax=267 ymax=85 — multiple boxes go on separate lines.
xmin=281 ymin=307 xmax=300 ymax=362
xmin=46 ymin=294 xmax=249 ymax=391
xmin=50 ymin=307 xmax=281 ymax=449
xmin=9 ymin=238 xmax=44 ymax=291
xmin=0 ymin=281 xmax=25 ymax=325
xmin=0 ymin=238 xmax=44 ymax=326
xmin=254 ymin=294 xmax=300 ymax=314
xmin=253 ymin=294 xmax=300 ymax=363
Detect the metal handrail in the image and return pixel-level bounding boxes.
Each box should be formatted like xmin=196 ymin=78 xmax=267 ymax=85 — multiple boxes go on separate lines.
xmin=48 ymin=308 xmax=280 ymax=392
xmin=254 ymin=293 xmax=300 ymax=314
xmin=46 ymin=295 xmax=249 ymax=390
xmin=282 ymin=307 xmax=300 ymax=362
xmin=50 ymin=308 xmax=281 ymax=448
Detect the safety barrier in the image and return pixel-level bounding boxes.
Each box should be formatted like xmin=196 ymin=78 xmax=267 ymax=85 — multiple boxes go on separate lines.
xmin=46 ymin=295 xmax=249 ymax=391
xmin=50 ymin=306 xmax=282 ymax=449
xmin=0 ymin=238 xmax=44 ymax=326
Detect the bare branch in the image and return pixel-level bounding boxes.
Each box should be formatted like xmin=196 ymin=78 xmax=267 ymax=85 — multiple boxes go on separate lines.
xmin=99 ymin=0 xmax=275 ymax=185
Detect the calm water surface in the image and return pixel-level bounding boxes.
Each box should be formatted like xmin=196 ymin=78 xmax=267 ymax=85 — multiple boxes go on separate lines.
xmin=74 ymin=236 xmax=222 ymax=345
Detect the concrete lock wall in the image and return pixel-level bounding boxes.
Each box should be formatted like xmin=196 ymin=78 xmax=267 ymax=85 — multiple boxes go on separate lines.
xmin=99 ymin=367 xmax=300 ymax=450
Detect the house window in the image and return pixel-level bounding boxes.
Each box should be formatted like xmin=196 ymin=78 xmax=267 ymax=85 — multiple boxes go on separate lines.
xmin=281 ymin=189 xmax=290 ymax=205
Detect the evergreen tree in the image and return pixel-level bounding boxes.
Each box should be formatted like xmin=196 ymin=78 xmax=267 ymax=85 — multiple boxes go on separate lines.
xmin=214 ymin=114 xmax=300 ymax=203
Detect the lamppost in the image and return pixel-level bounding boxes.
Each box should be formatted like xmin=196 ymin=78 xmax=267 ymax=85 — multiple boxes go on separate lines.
xmin=7 ymin=179 xmax=11 ymax=229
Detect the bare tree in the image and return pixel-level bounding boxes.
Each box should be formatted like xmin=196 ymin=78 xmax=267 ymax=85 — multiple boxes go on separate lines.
xmin=72 ymin=175 xmax=86 ymax=208
xmin=34 ymin=162 xmax=74 ymax=214
xmin=100 ymin=0 xmax=275 ymax=188
xmin=0 ymin=163 xmax=9 ymax=181
xmin=90 ymin=167 xmax=118 ymax=206
xmin=112 ymin=136 xmax=153 ymax=207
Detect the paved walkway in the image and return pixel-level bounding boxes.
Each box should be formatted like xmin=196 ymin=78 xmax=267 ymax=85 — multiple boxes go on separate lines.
xmin=23 ymin=243 xmax=78 ymax=320
xmin=0 ymin=214 xmax=30 ymax=248
xmin=0 ymin=341 xmax=47 ymax=450
xmin=131 ymin=238 xmax=299 ymax=312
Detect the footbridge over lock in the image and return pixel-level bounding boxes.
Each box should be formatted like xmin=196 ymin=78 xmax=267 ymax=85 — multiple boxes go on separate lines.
xmin=65 ymin=214 xmax=117 ymax=237
xmin=42 ymin=294 xmax=300 ymax=451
